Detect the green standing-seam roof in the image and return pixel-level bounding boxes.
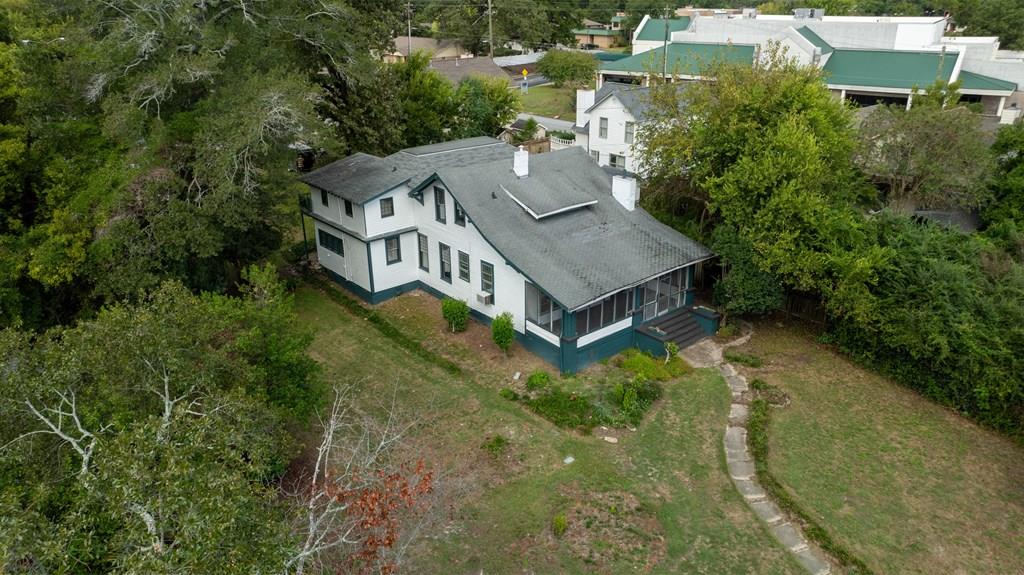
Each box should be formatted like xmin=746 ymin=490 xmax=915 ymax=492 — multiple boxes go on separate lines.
xmin=635 ymin=17 xmax=691 ymax=41
xmin=600 ymin=42 xmax=755 ymax=75
xmin=957 ymin=70 xmax=1017 ymax=92
xmin=795 ymin=26 xmax=834 ymax=54
xmin=573 ymin=28 xmax=622 ymax=37
xmin=823 ymin=49 xmax=957 ymax=90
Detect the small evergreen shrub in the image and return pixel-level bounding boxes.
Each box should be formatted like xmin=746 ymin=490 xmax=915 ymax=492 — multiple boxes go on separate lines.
xmin=717 ymin=323 xmax=738 ymax=338
xmin=491 ymin=312 xmax=515 ymax=354
xmin=724 ymin=350 xmax=763 ymax=367
xmin=481 ymin=434 xmax=509 ymax=456
xmin=551 ymin=512 xmax=568 ymax=537
xmin=441 ymin=298 xmax=470 ymax=332
xmin=526 ymin=370 xmax=550 ymax=391
xmin=499 ymin=387 xmax=519 ymax=401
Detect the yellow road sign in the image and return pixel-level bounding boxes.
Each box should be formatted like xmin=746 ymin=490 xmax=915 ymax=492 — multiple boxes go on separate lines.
xmin=522 ymin=68 xmax=528 ymax=78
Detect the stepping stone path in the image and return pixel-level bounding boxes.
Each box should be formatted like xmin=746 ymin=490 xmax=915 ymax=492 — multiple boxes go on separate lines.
xmin=681 ymin=330 xmax=833 ymax=575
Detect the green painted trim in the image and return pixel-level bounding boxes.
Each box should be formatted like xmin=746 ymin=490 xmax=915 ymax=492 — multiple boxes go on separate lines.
xmin=575 ymin=324 xmax=634 ymax=371
xmin=365 ymin=241 xmax=375 ymax=293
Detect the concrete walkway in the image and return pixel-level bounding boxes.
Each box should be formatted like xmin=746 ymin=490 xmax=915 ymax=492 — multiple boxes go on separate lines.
xmin=681 ymin=329 xmax=833 ymax=575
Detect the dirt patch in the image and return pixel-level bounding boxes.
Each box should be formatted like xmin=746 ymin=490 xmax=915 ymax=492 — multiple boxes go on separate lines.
xmin=555 ymin=484 xmax=667 ymax=573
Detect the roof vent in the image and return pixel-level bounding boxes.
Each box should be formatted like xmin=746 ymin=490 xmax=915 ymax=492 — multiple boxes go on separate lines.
xmin=513 ymin=146 xmax=529 ymax=178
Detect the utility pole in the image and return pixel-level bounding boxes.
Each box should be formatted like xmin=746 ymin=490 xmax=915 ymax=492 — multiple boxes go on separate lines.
xmin=406 ymin=1 xmax=413 ymax=56
xmin=662 ymin=5 xmax=670 ymax=80
xmin=487 ymin=0 xmax=494 ymax=58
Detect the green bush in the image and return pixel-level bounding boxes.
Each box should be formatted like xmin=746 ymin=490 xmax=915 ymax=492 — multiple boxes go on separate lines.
xmin=664 ymin=341 xmax=679 ymax=364
xmin=481 ymin=434 xmax=509 ymax=456
xmin=620 ymin=348 xmax=691 ymax=381
xmin=526 ymin=370 xmax=550 ymax=391
xmin=724 ymin=350 xmax=763 ymax=367
xmin=499 ymin=387 xmax=519 ymax=401
xmin=551 ymin=512 xmax=568 ymax=537
xmin=491 ymin=312 xmax=515 ymax=355
xmin=525 ymin=387 xmax=596 ymax=431
xmin=441 ymin=297 xmax=470 ymax=332
xmin=717 ymin=323 xmax=738 ymax=338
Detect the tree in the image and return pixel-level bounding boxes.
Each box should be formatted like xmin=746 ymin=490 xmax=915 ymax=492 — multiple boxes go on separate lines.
xmin=424 ymin=0 xmax=579 ymax=54
xmin=537 ymin=50 xmax=597 ymax=88
xmin=983 ymin=123 xmax=1024 ymax=228
xmin=392 ymin=52 xmax=458 ymax=147
xmin=453 ymin=75 xmax=520 ymax=138
xmin=638 ymin=43 xmax=887 ymax=322
xmin=855 ymin=99 xmax=993 ymax=214
xmin=0 ymin=268 xmax=320 ymax=572
xmin=711 ymin=225 xmax=786 ymax=322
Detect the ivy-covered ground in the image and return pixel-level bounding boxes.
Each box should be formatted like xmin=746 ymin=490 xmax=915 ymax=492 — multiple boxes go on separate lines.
xmin=294 ymin=284 xmax=800 ymax=574
xmin=728 ymin=322 xmax=1024 ymax=574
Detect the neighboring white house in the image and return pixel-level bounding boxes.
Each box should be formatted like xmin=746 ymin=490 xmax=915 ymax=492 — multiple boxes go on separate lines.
xmin=602 ymin=11 xmax=1022 ymax=123
xmin=573 ymin=83 xmax=649 ymax=174
xmin=299 ymin=137 xmax=714 ymax=372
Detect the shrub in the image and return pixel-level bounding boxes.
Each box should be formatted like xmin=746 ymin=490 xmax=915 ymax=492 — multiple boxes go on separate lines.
xmin=620 ymin=348 xmax=691 ymax=381
xmin=499 ymin=387 xmax=519 ymax=401
xmin=664 ymin=341 xmax=679 ymax=364
xmin=482 ymin=434 xmax=509 ymax=456
xmin=526 ymin=370 xmax=550 ymax=391
xmin=724 ymin=350 xmax=763 ymax=367
xmin=441 ymin=298 xmax=470 ymax=332
xmin=551 ymin=512 xmax=568 ymax=537
xmin=525 ymin=387 xmax=596 ymax=431
xmin=717 ymin=323 xmax=738 ymax=338
xmin=491 ymin=312 xmax=515 ymax=354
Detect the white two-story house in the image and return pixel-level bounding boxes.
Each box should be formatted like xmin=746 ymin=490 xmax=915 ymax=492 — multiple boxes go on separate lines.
xmin=574 ymin=83 xmax=650 ymax=175
xmin=299 ymin=137 xmax=715 ymax=373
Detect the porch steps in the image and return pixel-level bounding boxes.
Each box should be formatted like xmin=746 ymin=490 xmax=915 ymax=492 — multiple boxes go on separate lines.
xmin=646 ymin=309 xmax=709 ymax=349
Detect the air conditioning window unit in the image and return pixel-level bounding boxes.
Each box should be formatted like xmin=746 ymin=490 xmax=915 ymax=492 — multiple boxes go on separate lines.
xmin=476 ymin=292 xmax=494 ymax=305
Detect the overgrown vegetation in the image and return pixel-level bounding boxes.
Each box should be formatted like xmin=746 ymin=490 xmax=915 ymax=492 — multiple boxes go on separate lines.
xmin=500 ymin=350 xmax=683 ymax=432
xmin=639 ymin=43 xmax=1024 ymax=437
xmin=724 ymin=350 xmax=764 ymax=368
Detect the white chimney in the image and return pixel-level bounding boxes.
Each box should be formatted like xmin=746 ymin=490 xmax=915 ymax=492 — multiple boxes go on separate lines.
xmin=612 ymin=175 xmax=639 ymax=211
xmin=513 ymin=146 xmax=529 ymax=178
xmin=576 ymin=89 xmax=595 ymax=128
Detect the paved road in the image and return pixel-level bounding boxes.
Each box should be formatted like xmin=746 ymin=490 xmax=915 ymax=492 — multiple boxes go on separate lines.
xmin=516 ymin=112 xmax=574 ymax=131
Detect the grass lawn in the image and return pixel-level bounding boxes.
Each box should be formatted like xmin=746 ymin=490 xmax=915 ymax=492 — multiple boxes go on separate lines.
xmin=293 ymin=284 xmax=800 ymax=574
xmin=519 ymin=84 xmax=577 ymax=122
xmin=729 ymin=322 xmax=1024 ymax=574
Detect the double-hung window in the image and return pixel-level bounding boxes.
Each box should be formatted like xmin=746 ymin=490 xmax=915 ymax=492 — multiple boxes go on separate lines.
xmin=439 ymin=243 xmax=452 ymax=283
xmin=385 ymin=236 xmax=401 ymax=264
xmin=344 ymin=199 xmax=353 ymax=217
xmin=434 ymin=187 xmax=446 ymax=223
xmin=320 ymin=189 xmax=329 ymax=207
xmin=417 ymin=233 xmax=429 ymax=271
xmin=625 ymin=121 xmax=635 ymax=144
xmin=480 ymin=261 xmax=494 ymax=296
xmin=380 ymin=197 xmax=394 ymax=218
xmin=458 ymin=251 xmax=470 ymax=282
xmin=454 ymin=202 xmax=466 ymax=226
xmin=599 ymin=117 xmax=608 ymax=139
xmin=318 ymin=229 xmax=344 ymax=256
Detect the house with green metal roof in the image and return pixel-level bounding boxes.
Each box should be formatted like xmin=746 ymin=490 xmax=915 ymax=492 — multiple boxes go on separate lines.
xmin=611 ymin=11 xmax=1022 ymax=123
xmin=598 ymin=42 xmax=756 ymax=85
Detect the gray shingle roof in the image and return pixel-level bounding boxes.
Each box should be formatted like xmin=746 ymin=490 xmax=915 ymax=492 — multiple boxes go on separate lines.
xmin=587 ymin=83 xmax=651 ymax=120
xmin=435 ymin=147 xmax=712 ymax=310
xmin=299 ymin=153 xmax=410 ymax=204
xmin=303 ymin=138 xmax=712 ymax=309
